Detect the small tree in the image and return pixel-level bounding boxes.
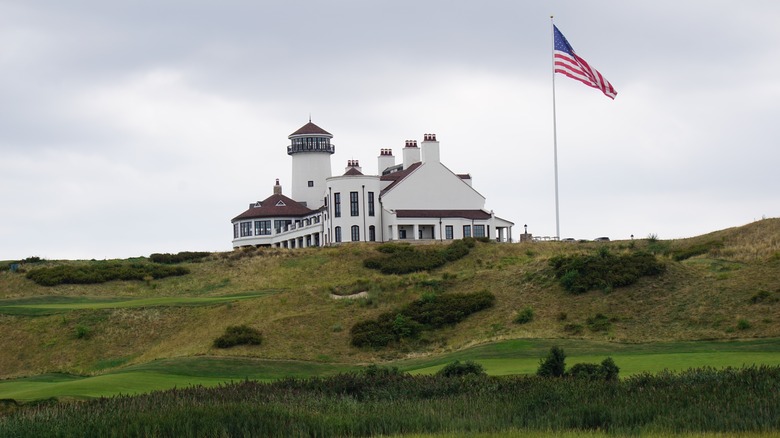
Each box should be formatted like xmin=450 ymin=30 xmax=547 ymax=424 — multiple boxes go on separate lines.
xmin=537 ymin=346 xmax=566 ymax=377
xmin=600 ymin=357 xmax=620 ymax=381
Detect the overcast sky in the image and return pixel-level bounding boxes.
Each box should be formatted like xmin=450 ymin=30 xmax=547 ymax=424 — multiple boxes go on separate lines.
xmin=2 ymin=1 xmax=779 ymax=260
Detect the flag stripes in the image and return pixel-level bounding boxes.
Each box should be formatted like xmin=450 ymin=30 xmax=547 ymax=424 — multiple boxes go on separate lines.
xmin=553 ymin=25 xmax=617 ymax=99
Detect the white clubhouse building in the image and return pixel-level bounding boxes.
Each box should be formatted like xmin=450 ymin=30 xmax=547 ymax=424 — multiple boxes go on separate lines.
xmin=231 ymin=122 xmax=514 ymax=248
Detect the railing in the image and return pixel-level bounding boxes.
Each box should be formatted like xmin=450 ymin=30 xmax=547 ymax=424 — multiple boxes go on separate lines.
xmin=287 ymin=144 xmax=336 ymax=155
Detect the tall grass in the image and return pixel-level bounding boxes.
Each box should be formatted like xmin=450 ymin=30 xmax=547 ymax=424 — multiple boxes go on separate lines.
xmin=2 ymin=366 xmax=777 ymax=436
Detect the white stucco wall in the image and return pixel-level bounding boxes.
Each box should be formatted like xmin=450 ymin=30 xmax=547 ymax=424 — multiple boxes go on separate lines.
xmin=324 ymin=175 xmax=382 ymax=242
xmin=291 ymin=152 xmax=331 ymax=209
xmin=381 ymin=161 xmax=486 ymax=211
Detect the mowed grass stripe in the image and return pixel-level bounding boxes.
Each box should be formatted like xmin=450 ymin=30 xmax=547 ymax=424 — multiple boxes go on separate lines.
xmin=0 ymin=372 xmax=233 ymax=401
xmin=2 ymin=340 xmax=780 ymax=401
xmin=0 ymin=290 xmax=280 ymax=315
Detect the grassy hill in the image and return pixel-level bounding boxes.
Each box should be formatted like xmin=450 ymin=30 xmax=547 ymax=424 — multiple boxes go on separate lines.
xmin=1 ymin=218 xmax=779 ymax=382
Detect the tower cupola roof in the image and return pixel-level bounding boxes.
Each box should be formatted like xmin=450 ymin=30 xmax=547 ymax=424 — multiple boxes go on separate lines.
xmin=289 ymin=122 xmax=332 ymax=138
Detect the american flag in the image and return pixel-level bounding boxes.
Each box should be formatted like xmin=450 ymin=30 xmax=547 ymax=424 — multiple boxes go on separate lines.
xmin=553 ymin=25 xmax=617 ymax=99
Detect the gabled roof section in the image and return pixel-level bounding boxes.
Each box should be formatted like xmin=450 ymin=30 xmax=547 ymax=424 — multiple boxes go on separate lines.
xmin=394 ymin=209 xmax=492 ymax=220
xmin=232 ymin=193 xmax=314 ymax=221
xmin=289 ymin=122 xmax=332 ymax=137
xmin=343 ymin=167 xmax=364 ymax=176
xmin=379 ymin=161 xmax=422 ymax=195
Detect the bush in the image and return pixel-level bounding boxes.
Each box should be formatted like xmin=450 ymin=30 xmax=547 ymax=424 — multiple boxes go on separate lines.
xmin=213 ymin=325 xmax=263 ymax=348
xmin=149 ymin=251 xmax=211 ymax=264
xmin=513 ymin=307 xmax=534 ymax=324
xmin=364 ymin=239 xmax=475 ymax=274
xmin=74 ymin=325 xmax=91 ymax=340
xmin=568 ymin=357 xmax=619 ymax=381
xmin=25 ymin=262 xmax=189 ymax=286
xmin=563 ymin=323 xmax=584 ymax=335
xmin=362 ymin=364 xmax=404 ymax=378
xmin=537 ymin=346 xmax=566 ymax=377
xmin=550 ymin=250 xmax=665 ymax=294
xmin=436 ymin=360 xmax=486 ymax=377
xmin=586 ymin=313 xmax=613 ymax=332
xmin=749 ymin=290 xmax=776 ymax=304
xmin=350 ymin=291 xmax=495 ymax=348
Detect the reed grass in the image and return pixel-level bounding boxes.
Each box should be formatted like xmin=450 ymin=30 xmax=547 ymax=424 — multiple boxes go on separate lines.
xmin=1 ymin=366 xmax=777 ymax=437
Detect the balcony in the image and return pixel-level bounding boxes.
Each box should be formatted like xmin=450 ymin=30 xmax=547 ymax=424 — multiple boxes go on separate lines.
xmin=287 ymin=143 xmax=336 ymax=155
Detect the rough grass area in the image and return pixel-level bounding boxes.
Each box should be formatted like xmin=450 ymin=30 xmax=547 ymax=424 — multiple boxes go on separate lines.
xmin=1 ymin=366 xmax=778 ymax=436
xmin=0 ymin=219 xmax=779 ymax=387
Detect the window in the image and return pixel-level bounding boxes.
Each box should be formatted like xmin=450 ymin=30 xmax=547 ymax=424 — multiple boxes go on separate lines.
xmin=463 ymin=225 xmax=471 ymax=238
xmin=255 ymin=220 xmax=272 ymax=236
xmin=368 ymin=192 xmax=375 ymax=216
xmin=350 ymin=191 xmax=359 ymax=216
xmin=351 ymin=225 xmax=360 ymax=241
xmin=274 ymin=219 xmax=291 ymax=232
xmin=445 ymin=225 xmax=453 ymax=240
xmin=240 ymin=222 xmax=253 ymax=237
xmin=233 ymin=223 xmax=239 ymax=239
xmin=474 ymin=225 xmax=486 ymax=238
xmin=334 ymin=193 xmax=341 ymax=217
xmin=399 ymin=229 xmax=407 ymax=239
xmin=307 ymin=180 xmax=314 ymax=187
xmin=369 ymin=225 xmax=376 ymax=242
xmin=335 ymin=226 xmax=342 ymax=243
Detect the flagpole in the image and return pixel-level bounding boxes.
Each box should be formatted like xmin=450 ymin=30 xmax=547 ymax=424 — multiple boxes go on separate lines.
xmin=550 ymin=15 xmax=560 ymax=240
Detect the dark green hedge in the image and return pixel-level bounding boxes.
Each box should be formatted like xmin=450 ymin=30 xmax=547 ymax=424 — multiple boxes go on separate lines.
xmin=364 ymin=239 xmax=476 ymax=274
xmin=25 ymin=262 xmax=189 ymax=286
xmin=549 ymin=250 xmax=665 ymax=294
xmin=213 ymin=325 xmax=263 ymax=348
xmin=350 ymin=291 xmax=495 ymax=348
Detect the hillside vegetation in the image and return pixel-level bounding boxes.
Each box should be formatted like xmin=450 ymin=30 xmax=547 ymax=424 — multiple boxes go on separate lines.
xmin=1 ymin=218 xmax=779 ymax=380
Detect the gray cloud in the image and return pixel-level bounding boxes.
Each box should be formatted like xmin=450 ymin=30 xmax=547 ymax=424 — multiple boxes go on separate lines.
xmin=1 ymin=1 xmax=779 ymax=259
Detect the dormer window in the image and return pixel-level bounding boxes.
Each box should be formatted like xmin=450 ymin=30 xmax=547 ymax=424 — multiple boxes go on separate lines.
xmin=275 ymin=200 xmax=286 ymax=207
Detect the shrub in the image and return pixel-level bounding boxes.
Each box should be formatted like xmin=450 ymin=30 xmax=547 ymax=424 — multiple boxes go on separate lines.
xmin=737 ymin=319 xmax=751 ymax=330
xmin=25 ymin=262 xmax=189 ymax=286
xmin=364 ymin=239 xmax=475 ymax=274
xmin=513 ymin=307 xmax=534 ymax=324
xmin=563 ymin=323 xmax=584 ymax=335
xmin=213 ymin=325 xmax=263 ymax=348
xmin=149 ymin=251 xmax=211 ymax=264
xmin=362 ymin=364 xmax=404 ymax=378
xmin=567 ymin=362 xmax=602 ymax=380
xmin=74 ymin=325 xmax=91 ymax=340
xmin=550 ymin=250 xmax=665 ymax=294
xmin=568 ymin=357 xmax=619 ymax=381
xmin=749 ymin=290 xmax=771 ymax=304
xmin=537 ymin=346 xmax=566 ymax=377
xmin=436 ymin=360 xmax=486 ymax=377
xmin=586 ymin=313 xmax=613 ymax=332
xmin=350 ymin=291 xmax=495 ymax=348
xmin=600 ymin=357 xmax=620 ymax=381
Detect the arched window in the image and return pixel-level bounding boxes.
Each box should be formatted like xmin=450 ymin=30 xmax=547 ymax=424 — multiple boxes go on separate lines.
xmin=335 ymin=226 xmax=342 ymax=243
xmin=368 ymin=225 xmax=376 ymax=242
xmin=351 ymin=225 xmax=360 ymax=242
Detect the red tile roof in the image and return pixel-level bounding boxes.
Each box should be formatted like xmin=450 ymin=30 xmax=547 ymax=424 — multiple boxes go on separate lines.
xmin=289 ymin=122 xmax=332 ymax=137
xmin=231 ymin=193 xmax=315 ymax=221
xmin=394 ymin=209 xmax=492 ymax=220
xmin=343 ymin=167 xmax=364 ymax=176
